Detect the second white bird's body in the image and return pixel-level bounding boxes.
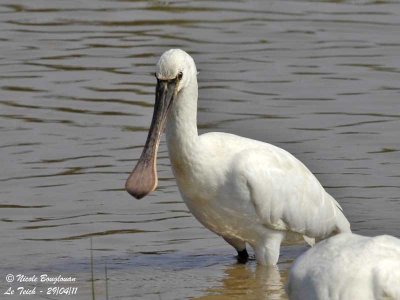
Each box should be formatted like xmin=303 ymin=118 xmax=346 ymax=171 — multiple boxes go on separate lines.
xmin=287 ymin=233 xmax=400 ymax=300
xmin=126 ymin=49 xmax=351 ymax=265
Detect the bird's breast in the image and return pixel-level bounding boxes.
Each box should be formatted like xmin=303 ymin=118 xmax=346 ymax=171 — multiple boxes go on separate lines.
xmin=170 ymin=155 xmax=219 ymax=202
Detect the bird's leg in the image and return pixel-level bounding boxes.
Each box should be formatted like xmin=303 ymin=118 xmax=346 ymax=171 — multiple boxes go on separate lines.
xmin=255 ymin=231 xmax=285 ymax=265
xmin=237 ymin=248 xmax=249 ymax=264
xmin=223 ymin=236 xmax=249 ymax=263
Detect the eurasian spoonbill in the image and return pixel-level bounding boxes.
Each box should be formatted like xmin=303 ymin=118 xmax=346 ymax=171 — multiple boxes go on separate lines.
xmin=287 ymin=233 xmax=400 ymax=300
xmin=125 ymin=49 xmax=351 ymax=265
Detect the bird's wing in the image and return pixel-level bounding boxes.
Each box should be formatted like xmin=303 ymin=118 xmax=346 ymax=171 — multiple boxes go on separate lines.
xmin=288 ymin=234 xmax=400 ymax=300
xmin=368 ymin=235 xmax=400 ymax=299
xmin=233 ymin=147 xmax=350 ymax=238
xmin=373 ymin=260 xmax=400 ymax=299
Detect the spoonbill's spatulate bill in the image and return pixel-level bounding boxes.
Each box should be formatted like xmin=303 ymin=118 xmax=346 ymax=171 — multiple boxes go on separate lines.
xmin=287 ymin=233 xmax=400 ymax=300
xmin=126 ymin=49 xmax=351 ymax=265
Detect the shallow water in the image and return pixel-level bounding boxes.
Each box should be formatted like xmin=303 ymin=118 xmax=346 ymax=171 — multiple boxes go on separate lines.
xmin=1 ymin=0 xmax=400 ymax=299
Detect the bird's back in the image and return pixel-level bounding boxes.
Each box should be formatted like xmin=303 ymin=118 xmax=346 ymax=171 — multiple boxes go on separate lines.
xmin=287 ymin=233 xmax=400 ymax=300
xmin=196 ymin=132 xmax=350 ymax=239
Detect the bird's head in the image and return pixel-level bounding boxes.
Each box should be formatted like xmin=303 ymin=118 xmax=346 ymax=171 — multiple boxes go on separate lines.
xmin=125 ymin=49 xmax=197 ymax=199
xmin=156 ymin=48 xmax=197 ymax=93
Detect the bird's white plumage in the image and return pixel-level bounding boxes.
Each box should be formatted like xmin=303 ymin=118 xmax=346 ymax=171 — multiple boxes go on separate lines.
xmin=287 ymin=233 xmax=400 ymax=300
xmin=158 ymin=49 xmax=350 ymax=265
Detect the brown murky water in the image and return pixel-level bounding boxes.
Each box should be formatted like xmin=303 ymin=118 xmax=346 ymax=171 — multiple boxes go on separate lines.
xmin=1 ymin=0 xmax=400 ymax=299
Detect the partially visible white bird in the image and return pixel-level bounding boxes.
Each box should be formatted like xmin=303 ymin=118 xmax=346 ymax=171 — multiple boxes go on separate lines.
xmin=125 ymin=49 xmax=351 ymax=265
xmin=287 ymin=233 xmax=400 ymax=300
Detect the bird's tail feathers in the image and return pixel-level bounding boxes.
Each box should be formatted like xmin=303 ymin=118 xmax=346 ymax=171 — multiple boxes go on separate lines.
xmin=335 ymin=207 xmax=351 ymax=234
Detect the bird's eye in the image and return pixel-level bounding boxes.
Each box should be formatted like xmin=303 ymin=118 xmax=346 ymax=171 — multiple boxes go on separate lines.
xmin=177 ymin=71 xmax=183 ymax=80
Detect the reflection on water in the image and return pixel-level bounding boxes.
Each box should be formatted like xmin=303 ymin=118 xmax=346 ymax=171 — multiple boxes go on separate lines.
xmin=1 ymin=0 xmax=400 ymax=298
xmin=197 ymin=265 xmax=287 ymax=300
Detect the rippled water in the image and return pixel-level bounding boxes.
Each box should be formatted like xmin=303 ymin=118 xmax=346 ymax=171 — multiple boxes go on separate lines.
xmin=1 ymin=0 xmax=400 ymax=299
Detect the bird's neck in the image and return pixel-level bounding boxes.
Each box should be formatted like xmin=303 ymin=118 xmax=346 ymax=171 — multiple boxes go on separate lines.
xmin=166 ymin=80 xmax=199 ymax=163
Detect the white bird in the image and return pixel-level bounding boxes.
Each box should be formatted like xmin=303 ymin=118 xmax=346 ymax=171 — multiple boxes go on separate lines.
xmin=287 ymin=233 xmax=400 ymax=300
xmin=125 ymin=49 xmax=351 ymax=265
